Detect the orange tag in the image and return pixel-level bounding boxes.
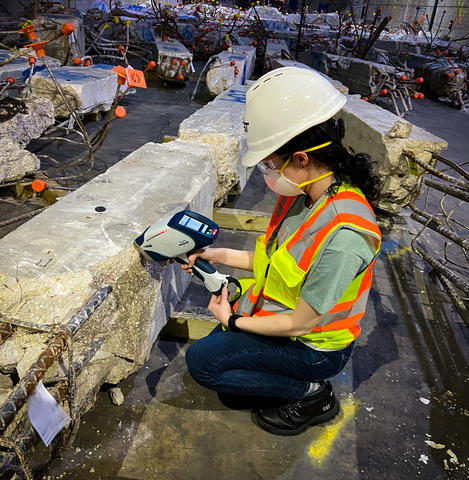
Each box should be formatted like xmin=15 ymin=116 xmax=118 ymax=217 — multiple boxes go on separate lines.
xmin=126 ymin=68 xmax=147 ymax=88
xmin=111 ymin=65 xmax=127 ymax=85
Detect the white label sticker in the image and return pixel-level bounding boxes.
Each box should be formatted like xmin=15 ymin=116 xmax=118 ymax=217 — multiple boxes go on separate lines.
xmin=27 ymin=382 xmax=70 ymax=446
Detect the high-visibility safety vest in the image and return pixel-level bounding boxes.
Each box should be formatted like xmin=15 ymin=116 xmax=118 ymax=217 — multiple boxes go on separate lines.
xmin=233 ymin=184 xmax=382 ymax=351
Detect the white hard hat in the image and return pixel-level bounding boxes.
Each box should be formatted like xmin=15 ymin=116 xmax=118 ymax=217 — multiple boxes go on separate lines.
xmin=242 ymin=67 xmax=347 ymax=167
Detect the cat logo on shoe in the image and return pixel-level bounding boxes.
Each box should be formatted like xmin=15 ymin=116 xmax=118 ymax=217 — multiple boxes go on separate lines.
xmin=323 ymin=404 xmax=331 ymax=411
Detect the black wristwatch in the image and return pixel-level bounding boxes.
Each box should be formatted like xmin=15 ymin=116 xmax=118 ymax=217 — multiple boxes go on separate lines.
xmin=228 ymin=314 xmax=243 ymax=332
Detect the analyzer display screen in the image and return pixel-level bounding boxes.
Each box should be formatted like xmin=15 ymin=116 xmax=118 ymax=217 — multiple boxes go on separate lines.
xmin=179 ymin=214 xmax=204 ymax=232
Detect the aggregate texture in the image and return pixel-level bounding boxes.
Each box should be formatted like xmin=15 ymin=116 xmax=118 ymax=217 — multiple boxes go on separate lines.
xmin=206 ymin=47 xmax=255 ymax=96
xmin=155 ymin=38 xmax=193 ymax=82
xmin=338 ymin=95 xmax=448 ymax=212
xmin=178 ymin=84 xmax=249 ymax=204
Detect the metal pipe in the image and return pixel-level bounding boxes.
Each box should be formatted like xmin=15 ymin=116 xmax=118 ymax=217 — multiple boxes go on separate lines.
xmin=413 ymin=244 xmax=469 ymax=295
xmin=0 ymin=286 xmax=111 ymax=434
xmin=424 ymin=178 xmax=469 ymax=202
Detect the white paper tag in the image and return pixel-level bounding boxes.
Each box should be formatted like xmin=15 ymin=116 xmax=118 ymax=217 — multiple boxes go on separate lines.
xmin=27 ymin=382 xmax=70 ymax=446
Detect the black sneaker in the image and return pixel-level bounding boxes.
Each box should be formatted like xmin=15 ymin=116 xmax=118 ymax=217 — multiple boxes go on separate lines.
xmin=254 ymin=381 xmax=340 ymax=436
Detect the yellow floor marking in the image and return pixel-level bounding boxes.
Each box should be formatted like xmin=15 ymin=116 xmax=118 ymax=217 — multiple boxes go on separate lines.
xmin=385 ymin=246 xmax=412 ymax=261
xmin=308 ymin=397 xmax=360 ymax=465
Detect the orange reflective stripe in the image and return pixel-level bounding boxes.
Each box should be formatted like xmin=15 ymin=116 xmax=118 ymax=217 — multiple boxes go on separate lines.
xmin=329 ymin=262 xmax=375 ymax=313
xmin=265 ymin=196 xmax=295 ymax=245
xmin=298 ymin=214 xmax=381 ymax=271
xmin=312 ymin=312 xmax=364 ymax=332
xmin=248 ymin=287 xmax=259 ymax=304
xmin=286 ymin=197 xmax=332 ymax=250
xmin=286 ymin=191 xmax=375 ymax=252
xmin=252 ymin=307 xmax=277 ymax=317
xmin=232 ymin=300 xmax=239 ymax=311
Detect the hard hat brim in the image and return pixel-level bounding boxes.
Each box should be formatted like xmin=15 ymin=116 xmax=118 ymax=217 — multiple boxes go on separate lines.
xmin=241 ymin=146 xmax=276 ymax=167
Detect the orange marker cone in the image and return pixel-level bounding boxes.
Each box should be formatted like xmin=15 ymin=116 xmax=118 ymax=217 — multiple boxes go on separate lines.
xmin=32 ymin=179 xmax=47 ymax=192
xmin=114 ymin=106 xmax=126 ymax=118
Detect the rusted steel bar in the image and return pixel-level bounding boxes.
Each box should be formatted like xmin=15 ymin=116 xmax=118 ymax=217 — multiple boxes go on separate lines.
xmin=0 ymin=314 xmax=52 ymax=333
xmin=403 ymin=151 xmax=469 ymax=187
xmin=0 ymin=338 xmax=104 ymax=472
xmin=0 ymin=207 xmax=48 ymax=228
xmin=0 ymin=286 xmax=111 ymax=434
xmin=0 ymin=321 xmax=14 ymax=345
xmin=424 ymin=179 xmax=469 ymax=202
xmin=432 ymin=152 xmax=469 ymax=182
xmin=434 ymin=272 xmax=469 ymax=328
xmin=413 ymin=244 xmax=469 ymax=295
xmin=409 ymin=207 xmax=469 ymax=251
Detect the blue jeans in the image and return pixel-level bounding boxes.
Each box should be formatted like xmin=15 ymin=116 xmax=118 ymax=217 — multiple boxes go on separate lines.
xmin=185 ymin=324 xmax=354 ymax=401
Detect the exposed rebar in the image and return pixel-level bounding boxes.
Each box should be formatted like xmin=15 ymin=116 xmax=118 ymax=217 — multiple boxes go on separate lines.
xmin=0 ymin=337 xmax=105 ymax=473
xmin=424 ymin=179 xmax=469 ymax=202
xmin=0 ymin=286 xmax=111 ymax=434
xmin=413 ymin=244 xmax=469 ymax=295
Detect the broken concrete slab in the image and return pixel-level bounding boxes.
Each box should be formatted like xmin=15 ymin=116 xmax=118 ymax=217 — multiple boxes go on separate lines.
xmin=337 ymin=95 xmax=448 ymax=212
xmin=155 ymin=38 xmax=193 ymax=82
xmin=31 ymin=65 xmax=120 ymax=117
xmin=322 ymin=54 xmax=396 ymax=96
xmin=0 ymin=50 xmax=61 ymax=85
xmin=0 ymin=96 xmax=55 ymax=147
xmin=264 ymin=39 xmax=291 ymax=73
xmin=35 ymin=14 xmax=86 ymax=65
xmin=179 ymin=84 xmax=249 ymax=204
xmin=0 ymin=140 xmax=216 ymax=416
xmin=205 ymin=47 xmax=255 ymax=96
xmin=270 ymin=59 xmax=349 ymax=94
xmin=0 ymin=137 xmax=40 ymax=183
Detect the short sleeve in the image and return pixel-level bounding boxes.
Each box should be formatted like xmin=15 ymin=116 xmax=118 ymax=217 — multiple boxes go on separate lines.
xmin=300 ymin=228 xmax=376 ymax=314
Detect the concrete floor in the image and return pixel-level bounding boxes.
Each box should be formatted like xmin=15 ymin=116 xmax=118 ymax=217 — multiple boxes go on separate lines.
xmin=2 ymin=69 xmax=467 ymax=479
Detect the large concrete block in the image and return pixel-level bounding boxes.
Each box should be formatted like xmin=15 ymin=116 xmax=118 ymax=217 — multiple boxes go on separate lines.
xmin=178 ymin=84 xmax=249 ymax=204
xmin=205 ymin=47 xmax=255 ymax=96
xmin=0 ymin=50 xmax=61 ymax=85
xmin=35 ymin=15 xmax=86 ymax=65
xmin=337 ymin=95 xmax=448 ymax=213
xmin=264 ymin=39 xmax=290 ymax=72
xmin=0 ymin=137 xmax=40 ymax=183
xmin=0 ymin=96 xmax=55 ymax=147
xmin=270 ymin=59 xmax=349 ymax=94
xmin=31 ymin=65 xmax=120 ymax=117
xmin=155 ymin=38 xmax=193 ymax=82
xmin=0 ymin=140 xmax=216 ymax=412
xmin=322 ymin=54 xmax=396 ymax=96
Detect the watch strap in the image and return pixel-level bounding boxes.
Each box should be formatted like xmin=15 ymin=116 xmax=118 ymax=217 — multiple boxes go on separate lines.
xmin=228 ymin=314 xmax=242 ymax=332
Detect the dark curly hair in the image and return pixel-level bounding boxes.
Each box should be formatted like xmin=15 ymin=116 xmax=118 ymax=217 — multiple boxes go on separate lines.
xmin=275 ymin=119 xmax=381 ymax=204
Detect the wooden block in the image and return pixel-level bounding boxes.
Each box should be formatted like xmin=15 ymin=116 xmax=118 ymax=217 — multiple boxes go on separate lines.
xmin=162 ymin=307 xmax=218 ymax=340
xmin=213 ymin=207 xmax=271 ymax=232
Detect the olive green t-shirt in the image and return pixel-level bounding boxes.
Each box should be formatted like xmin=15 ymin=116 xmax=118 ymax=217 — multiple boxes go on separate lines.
xmin=275 ymin=194 xmax=376 ymax=314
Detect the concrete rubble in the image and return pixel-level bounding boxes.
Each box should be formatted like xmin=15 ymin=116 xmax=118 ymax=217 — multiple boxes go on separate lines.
xmin=31 ymin=65 xmax=120 ymax=117
xmin=337 ymin=94 xmax=448 ymax=212
xmin=155 ymin=38 xmax=193 ymax=83
xmin=0 ymin=96 xmax=54 ymax=183
xmin=264 ymin=39 xmax=291 ymax=73
xmin=0 ymin=139 xmax=216 ymax=420
xmin=322 ymin=54 xmax=396 ymax=96
xmin=205 ymin=46 xmax=255 ymax=96
xmin=178 ymin=83 xmax=250 ymax=204
xmin=35 ymin=14 xmax=86 ymax=65
xmin=271 ymin=59 xmax=349 ymax=94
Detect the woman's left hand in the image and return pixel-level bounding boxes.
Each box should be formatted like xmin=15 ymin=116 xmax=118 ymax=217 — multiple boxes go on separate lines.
xmin=208 ymin=287 xmax=231 ymax=327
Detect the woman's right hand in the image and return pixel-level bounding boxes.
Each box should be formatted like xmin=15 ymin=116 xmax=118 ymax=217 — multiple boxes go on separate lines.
xmin=182 ymin=248 xmax=216 ymax=274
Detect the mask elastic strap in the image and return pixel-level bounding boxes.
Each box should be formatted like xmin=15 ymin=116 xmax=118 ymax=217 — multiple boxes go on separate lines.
xmin=297 ymin=171 xmax=334 ymax=188
xmin=278 ymin=140 xmax=333 ymax=174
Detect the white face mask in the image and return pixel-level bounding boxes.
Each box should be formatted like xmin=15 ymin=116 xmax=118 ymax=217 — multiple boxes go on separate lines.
xmin=263 ymin=168 xmax=306 ymax=196
xmin=259 ymin=141 xmax=334 ymax=197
